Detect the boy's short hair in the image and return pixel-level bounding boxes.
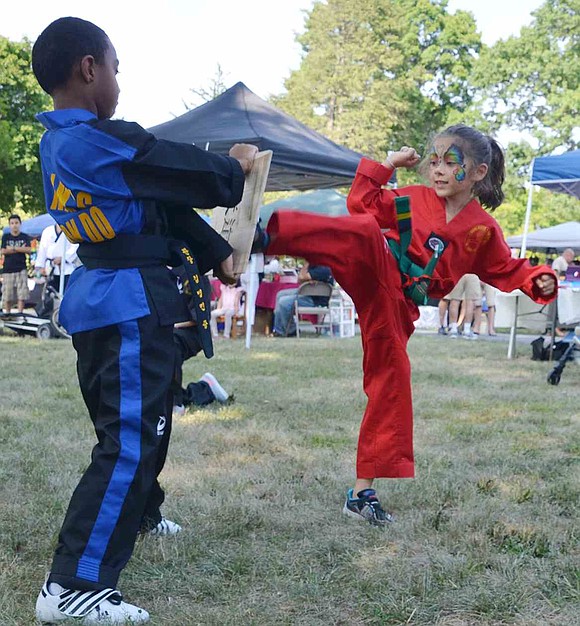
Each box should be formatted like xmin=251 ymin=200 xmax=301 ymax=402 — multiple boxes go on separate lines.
xmin=32 ymin=17 xmax=110 ymax=94
xmin=8 ymin=214 xmax=21 ymax=223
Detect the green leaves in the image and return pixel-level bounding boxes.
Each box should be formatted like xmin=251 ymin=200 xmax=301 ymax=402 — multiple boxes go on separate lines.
xmin=274 ymin=0 xmax=481 ymax=160
xmin=0 ymin=36 xmax=50 ymax=215
xmin=473 ymin=0 xmax=580 ymax=153
xmin=270 ymin=0 xmax=579 ymax=231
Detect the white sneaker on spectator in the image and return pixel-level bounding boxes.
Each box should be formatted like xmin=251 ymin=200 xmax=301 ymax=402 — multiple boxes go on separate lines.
xmin=200 ymin=372 xmax=230 ymax=403
xmin=148 ymin=517 xmax=182 ymax=537
xmin=462 ymin=331 xmax=478 ymax=340
xmin=448 ymin=328 xmax=459 ymax=338
xmin=36 ymin=580 xmax=149 ymax=624
xmin=172 ymin=404 xmax=185 ymax=417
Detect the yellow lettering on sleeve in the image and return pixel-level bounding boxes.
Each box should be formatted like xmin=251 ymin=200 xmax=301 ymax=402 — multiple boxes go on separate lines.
xmin=61 ymin=218 xmax=83 ymax=243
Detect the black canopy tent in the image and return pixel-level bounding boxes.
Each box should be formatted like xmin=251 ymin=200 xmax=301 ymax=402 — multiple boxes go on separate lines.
xmin=149 ymin=82 xmax=366 ymax=191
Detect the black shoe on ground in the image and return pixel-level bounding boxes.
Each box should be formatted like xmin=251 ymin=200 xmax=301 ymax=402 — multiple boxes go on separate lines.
xmin=343 ymin=488 xmax=394 ymax=526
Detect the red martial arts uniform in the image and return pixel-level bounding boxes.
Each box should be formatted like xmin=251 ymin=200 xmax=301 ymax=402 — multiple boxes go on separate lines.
xmin=266 ymin=158 xmax=556 ymax=480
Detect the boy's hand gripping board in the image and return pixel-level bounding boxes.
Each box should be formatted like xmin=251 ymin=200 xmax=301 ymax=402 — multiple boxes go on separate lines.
xmin=212 ymin=150 xmax=273 ymax=276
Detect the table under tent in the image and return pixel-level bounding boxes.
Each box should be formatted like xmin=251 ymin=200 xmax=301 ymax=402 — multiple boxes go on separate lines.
xmin=503 ymin=149 xmax=580 ymax=382
xmin=149 ymin=82 xmax=368 ymax=345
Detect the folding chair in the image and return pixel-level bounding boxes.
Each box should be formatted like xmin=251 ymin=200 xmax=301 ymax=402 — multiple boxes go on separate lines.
xmin=292 ymin=281 xmax=334 ymax=337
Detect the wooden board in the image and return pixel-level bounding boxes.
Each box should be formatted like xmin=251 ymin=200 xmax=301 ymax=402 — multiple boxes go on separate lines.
xmin=212 ymin=150 xmax=273 ymax=276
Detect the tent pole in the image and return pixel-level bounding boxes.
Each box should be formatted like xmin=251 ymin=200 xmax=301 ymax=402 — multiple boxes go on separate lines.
xmin=508 ymin=160 xmax=535 ymax=359
xmin=245 ymin=254 xmax=258 ymax=349
xmin=520 ymin=159 xmax=535 ymax=256
xmin=58 ymin=233 xmax=67 ymax=297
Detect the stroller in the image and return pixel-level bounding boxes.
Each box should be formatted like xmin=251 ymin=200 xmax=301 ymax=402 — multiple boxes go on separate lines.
xmin=0 ymin=270 xmax=70 ymax=340
xmin=547 ymin=327 xmax=580 ymax=385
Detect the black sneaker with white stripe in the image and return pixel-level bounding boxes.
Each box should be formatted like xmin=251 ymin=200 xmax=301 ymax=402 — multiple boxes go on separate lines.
xmin=35 ymin=580 xmax=149 ymax=623
xmin=343 ymin=488 xmax=394 ymax=526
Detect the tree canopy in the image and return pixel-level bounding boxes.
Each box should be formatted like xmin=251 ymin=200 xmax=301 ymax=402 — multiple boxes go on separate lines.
xmin=473 ymin=0 xmax=579 ymax=154
xmin=272 ymin=0 xmax=579 ymax=233
xmin=273 ymin=0 xmax=481 ymax=161
xmin=0 ymin=36 xmax=50 ymax=216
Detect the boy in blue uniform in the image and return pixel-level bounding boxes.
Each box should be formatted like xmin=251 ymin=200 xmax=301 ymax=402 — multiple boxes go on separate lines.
xmin=32 ymin=17 xmax=257 ymax=624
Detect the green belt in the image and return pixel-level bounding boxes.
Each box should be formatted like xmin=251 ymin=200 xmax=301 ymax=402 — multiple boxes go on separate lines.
xmin=386 ymin=196 xmax=442 ymax=306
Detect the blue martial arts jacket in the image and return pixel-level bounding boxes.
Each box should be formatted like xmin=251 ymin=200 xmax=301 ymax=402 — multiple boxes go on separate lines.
xmin=36 ymin=109 xmax=244 ymax=334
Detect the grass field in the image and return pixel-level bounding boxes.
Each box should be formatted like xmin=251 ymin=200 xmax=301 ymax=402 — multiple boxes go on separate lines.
xmin=0 ymin=332 xmax=578 ymax=625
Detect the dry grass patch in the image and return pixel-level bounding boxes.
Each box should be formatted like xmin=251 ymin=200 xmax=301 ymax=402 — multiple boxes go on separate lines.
xmin=0 ymin=332 xmax=578 ymax=625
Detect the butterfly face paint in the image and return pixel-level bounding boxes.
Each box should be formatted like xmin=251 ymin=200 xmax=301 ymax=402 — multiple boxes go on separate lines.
xmin=428 ymin=143 xmax=467 ymax=182
xmin=445 ymin=144 xmax=466 ymax=181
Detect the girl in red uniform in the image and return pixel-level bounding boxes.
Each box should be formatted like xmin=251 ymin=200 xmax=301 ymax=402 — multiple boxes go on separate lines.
xmin=264 ymin=124 xmax=557 ymax=525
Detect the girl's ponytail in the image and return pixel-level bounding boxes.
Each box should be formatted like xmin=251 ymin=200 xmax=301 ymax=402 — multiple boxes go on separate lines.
xmin=439 ymin=125 xmax=506 ymax=210
xmin=473 ymin=137 xmax=505 ymax=210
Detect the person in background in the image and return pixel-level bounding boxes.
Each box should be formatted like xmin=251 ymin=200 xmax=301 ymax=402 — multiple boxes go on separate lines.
xmin=551 ymin=248 xmax=575 ymax=278
xmin=34 ymin=222 xmax=79 ymax=293
xmin=437 ymin=298 xmax=449 ymax=334
xmin=264 ymin=256 xmax=282 ymax=275
xmin=443 ymin=273 xmax=481 ymax=339
xmin=473 ymin=280 xmax=498 ymax=336
xmin=272 ymin=262 xmax=334 ymax=337
xmin=210 ymin=281 xmax=244 ymax=339
xmin=1 ymin=214 xmax=32 ymax=314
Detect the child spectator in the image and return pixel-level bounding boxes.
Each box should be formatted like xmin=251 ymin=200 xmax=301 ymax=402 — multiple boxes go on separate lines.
xmin=210 ymin=281 xmax=244 ymax=339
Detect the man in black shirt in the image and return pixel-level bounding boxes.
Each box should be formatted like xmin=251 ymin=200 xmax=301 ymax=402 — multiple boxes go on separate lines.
xmin=1 ymin=214 xmax=32 ymax=314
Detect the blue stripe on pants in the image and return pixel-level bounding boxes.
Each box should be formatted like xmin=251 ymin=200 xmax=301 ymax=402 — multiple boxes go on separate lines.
xmin=76 ymin=320 xmax=142 ymax=582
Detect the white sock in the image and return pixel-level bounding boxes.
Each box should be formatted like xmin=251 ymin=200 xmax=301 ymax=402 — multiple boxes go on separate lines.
xmin=47 ymin=582 xmax=65 ymax=595
xmin=450 ymin=323 xmax=458 ymax=332
xmin=464 ymin=322 xmax=472 ymax=333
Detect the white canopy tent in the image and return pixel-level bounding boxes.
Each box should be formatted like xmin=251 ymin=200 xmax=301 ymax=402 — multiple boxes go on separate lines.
xmin=506 ymin=221 xmax=580 ymax=250
xmin=506 ymin=150 xmax=580 ymax=358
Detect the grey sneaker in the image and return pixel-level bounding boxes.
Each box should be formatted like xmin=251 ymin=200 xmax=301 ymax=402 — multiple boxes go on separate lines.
xmin=342 ymin=489 xmax=394 ymax=526
xmin=200 ymin=372 xmax=230 ymax=403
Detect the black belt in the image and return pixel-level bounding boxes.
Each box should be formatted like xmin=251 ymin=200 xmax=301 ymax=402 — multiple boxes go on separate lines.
xmin=78 ymin=234 xmax=214 ymax=358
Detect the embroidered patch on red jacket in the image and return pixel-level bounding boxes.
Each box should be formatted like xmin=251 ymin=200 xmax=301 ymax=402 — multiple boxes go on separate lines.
xmin=464 ymin=225 xmax=491 ymax=253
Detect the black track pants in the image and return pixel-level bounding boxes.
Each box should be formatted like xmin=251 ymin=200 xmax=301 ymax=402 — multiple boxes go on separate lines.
xmin=50 ymin=313 xmax=174 ymax=591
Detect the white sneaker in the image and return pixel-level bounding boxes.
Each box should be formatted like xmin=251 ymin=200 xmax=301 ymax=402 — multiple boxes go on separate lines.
xmin=448 ymin=329 xmax=459 ymax=338
xmin=148 ymin=517 xmax=182 ymax=537
xmin=462 ymin=331 xmax=478 ymax=340
xmin=36 ymin=580 xmax=149 ymax=623
xmin=200 ymin=372 xmax=230 ymax=403
xmin=172 ymin=404 xmax=185 ymax=417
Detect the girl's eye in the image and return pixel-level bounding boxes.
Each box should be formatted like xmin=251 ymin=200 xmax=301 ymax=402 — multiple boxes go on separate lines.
xmin=429 ymin=160 xmax=438 ymax=166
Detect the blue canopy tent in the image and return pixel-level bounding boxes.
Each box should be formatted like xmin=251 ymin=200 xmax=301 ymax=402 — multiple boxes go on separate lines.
xmin=531 ymin=150 xmax=580 ymax=198
xmin=519 ymin=150 xmax=580 ymax=254
xmin=507 ymin=149 xmax=580 ymax=358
